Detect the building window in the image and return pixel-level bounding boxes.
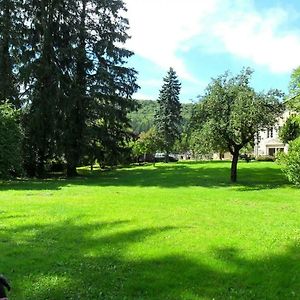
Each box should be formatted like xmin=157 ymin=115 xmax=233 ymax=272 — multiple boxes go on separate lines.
xmin=267 ymin=127 xmax=273 ymax=138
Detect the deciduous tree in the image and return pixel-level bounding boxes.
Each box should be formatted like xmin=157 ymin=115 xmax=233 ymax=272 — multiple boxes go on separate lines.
xmin=191 ymin=68 xmax=283 ymax=182
xmin=287 ymin=66 xmax=300 ymax=111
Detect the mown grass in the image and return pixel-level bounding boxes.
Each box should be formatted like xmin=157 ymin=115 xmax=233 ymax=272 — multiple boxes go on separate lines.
xmin=1 ymin=161 xmax=300 ymax=299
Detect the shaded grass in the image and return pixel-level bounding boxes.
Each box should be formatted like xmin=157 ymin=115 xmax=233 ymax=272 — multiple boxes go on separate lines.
xmin=1 ymin=161 xmax=300 ymax=299
xmin=0 ymin=160 xmax=289 ymax=191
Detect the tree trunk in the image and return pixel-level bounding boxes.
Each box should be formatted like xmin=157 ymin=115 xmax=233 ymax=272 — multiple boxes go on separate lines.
xmin=165 ymin=152 xmax=169 ymax=163
xmin=36 ymin=161 xmax=46 ymax=178
xmin=230 ymin=151 xmax=239 ymax=183
xmin=67 ymin=164 xmax=78 ymax=177
xmin=36 ymin=150 xmax=46 ymax=178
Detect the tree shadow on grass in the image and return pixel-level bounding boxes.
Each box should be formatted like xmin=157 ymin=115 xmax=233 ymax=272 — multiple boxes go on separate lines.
xmin=0 ymin=162 xmax=290 ymax=192
xmin=1 ymin=219 xmax=300 ymax=299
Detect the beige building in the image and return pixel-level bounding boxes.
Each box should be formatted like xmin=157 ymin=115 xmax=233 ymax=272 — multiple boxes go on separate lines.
xmin=254 ymin=110 xmax=292 ymax=157
xmin=212 ymin=152 xmax=232 ymax=160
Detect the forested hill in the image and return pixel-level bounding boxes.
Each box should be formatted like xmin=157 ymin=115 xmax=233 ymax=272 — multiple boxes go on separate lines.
xmin=129 ymin=100 xmax=194 ymax=134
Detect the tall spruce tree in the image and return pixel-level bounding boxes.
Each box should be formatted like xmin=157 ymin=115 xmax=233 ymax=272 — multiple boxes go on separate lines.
xmin=0 ymin=0 xmax=21 ymax=107
xmin=21 ymin=0 xmax=61 ymax=177
xmin=5 ymin=0 xmax=138 ymax=177
xmin=155 ymin=68 xmax=182 ymax=162
xmin=62 ymin=0 xmax=88 ymax=176
xmin=63 ymin=0 xmax=138 ymax=175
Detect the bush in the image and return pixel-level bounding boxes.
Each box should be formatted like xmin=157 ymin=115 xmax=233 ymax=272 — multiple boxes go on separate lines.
xmin=278 ymin=137 xmax=300 ymax=185
xmin=256 ymin=155 xmax=276 ymax=162
xmin=0 ymin=103 xmax=22 ymax=178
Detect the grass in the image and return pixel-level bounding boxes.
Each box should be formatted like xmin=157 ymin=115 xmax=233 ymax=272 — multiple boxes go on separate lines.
xmin=1 ymin=161 xmax=300 ymax=299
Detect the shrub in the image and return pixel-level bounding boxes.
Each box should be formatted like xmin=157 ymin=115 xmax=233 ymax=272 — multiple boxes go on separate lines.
xmin=0 ymin=103 xmax=22 ymax=178
xmin=278 ymin=137 xmax=300 ymax=185
xmin=256 ymin=155 xmax=276 ymax=162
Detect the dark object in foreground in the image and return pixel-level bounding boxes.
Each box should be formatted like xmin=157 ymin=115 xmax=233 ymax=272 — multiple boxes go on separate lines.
xmin=0 ymin=275 xmax=10 ymax=299
xmin=239 ymin=154 xmax=253 ymax=163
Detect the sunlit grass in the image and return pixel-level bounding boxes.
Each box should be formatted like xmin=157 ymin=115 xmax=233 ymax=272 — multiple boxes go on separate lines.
xmin=1 ymin=161 xmax=300 ymax=299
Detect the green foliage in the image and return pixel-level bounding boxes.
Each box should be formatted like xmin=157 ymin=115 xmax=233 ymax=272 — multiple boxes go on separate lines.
xmin=173 ymin=132 xmax=190 ymax=154
xmin=287 ymin=66 xmax=300 ymax=111
xmin=190 ymin=124 xmax=216 ymax=156
xmin=279 ymin=115 xmax=300 ymax=143
xmin=131 ymin=127 xmax=161 ymax=161
xmin=191 ymin=68 xmax=284 ymax=182
xmin=0 ymin=0 xmax=21 ymax=108
xmin=278 ymin=137 xmax=300 ymax=185
xmin=154 ymin=68 xmax=182 ymax=157
xmin=130 ymin=100 xmax=193 ymax=135
xmin=7 ymin=0 xmax=138 ymax=177
xmin=0 ymin=103 xmax=22 ymax=178
xmin=129 ymin=100 xmax=158 ymax=133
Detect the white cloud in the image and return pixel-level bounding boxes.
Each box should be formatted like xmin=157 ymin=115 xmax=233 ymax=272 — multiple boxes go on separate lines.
xmin=213 ymin=5 xmax=300 ymax=73
xmin=125 ymin=0 xmax=218 ymax=82
xmin=124 ymin=0 xmax=300 ymax=76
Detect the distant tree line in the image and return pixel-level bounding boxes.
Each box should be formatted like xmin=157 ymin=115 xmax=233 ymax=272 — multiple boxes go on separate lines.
xmin=129 ymin=100 xmax=194 ymax=134
xmin=0 ymin=0 xmax=138 ymax=178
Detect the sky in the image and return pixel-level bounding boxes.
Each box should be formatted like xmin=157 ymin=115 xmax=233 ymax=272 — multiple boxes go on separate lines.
xmin=123 ymin=0 xmax=300 ymax=102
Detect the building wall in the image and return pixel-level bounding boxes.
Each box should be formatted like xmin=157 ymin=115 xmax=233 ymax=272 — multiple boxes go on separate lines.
xmin=212 ymin=152 xmax=232 ymax=160
xmin=254 ymin=110 xmax=292 ymax=157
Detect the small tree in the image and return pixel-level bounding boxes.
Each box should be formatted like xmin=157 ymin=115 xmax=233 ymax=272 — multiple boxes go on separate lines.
xmin=155 ymin=68 xmax=182 ymax=162
xmin=132 ymin=127 xmax=160 ymax=164
xmin=0 ymin=103 xmax=22 ymax=178
xmin=131 ymin=139 xmax=144 ymax=163
xmin=191 ymin=68 xmax=283 ymax=182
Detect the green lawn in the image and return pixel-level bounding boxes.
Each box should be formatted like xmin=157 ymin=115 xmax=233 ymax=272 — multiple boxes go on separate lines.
xmin=1 ymin=161 xmax=300 ymax=299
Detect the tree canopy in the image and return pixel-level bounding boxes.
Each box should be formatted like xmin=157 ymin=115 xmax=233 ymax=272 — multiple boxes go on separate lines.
xmin=0 ymin=0 xmax=138 ymax=178
xmin=287 ymin=66 xmax=300 ymax=111
xmin=191 ymin=68 xmax=284 ymax=182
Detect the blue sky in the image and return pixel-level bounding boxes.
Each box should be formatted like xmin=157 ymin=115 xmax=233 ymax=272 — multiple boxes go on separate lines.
xmin=124 ymin=0 xmax=300 ymax=102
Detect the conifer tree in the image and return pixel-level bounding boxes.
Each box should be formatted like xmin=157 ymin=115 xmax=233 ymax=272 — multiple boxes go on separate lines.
xmin=2 ymin=0 xmax=138 ymax=177
xmin=63 ymin=0 xmax=138 ymax=176
xmin=21 ymin=0 xmax=61 ymax=177
xmin=63 ymin=0 xmax=88 ymax=176
xmin=0 ymin=0 xmax=21 ymax=107
xmin=155 ymin=68 xmax=182 ymax=162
